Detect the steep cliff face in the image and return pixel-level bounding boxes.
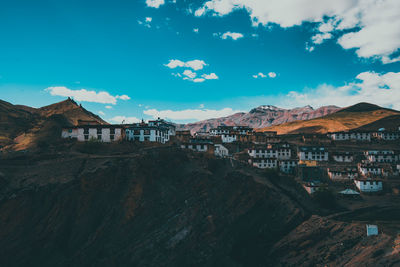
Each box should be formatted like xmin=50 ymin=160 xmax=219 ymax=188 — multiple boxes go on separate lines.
xmin=181 ymin=105 xmax=339 ymax=133
xmin=1 ymin=147 xmax=399 ymax=266
xmin=0 ymin=147 xmax=312 ymax=266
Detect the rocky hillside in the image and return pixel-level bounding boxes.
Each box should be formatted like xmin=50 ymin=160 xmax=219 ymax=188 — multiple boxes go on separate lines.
xmin=262 ymin=103 xmax=400 ymax=134
xmin=0 ymin=147 xmax=312 ymax=266
xmin=0 ymin=147 xmax=399 ymax=266
xmin=180 ymin=105 xmax=339 ymax=133
xmin=0 ymin=98 xmax=106 ymax=150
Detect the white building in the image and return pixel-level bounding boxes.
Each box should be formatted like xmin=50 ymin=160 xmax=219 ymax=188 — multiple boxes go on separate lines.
xmin=373 ymin=131 xmax=400 ymax=141
xmin=148 ymin=118 xmax=176 ymax=140
xmin=328 ymin=131 xmax=371 ymax=141
xmin=126 ymin=124 xmax=169 ymax=144
xmin=221 ymin=133 xmax=238 ymax=143
xmin=332 ymin=152 xmax=354 ymax=163
xmin=327 ymin=167 xmax=358 ymax=180
xmin=279 ymin=160 xmax=298 ymax=174
xmin=250 ymin=158 xmax=278 ymax=169
xmin=248 ymin=143 xmax=291 ymax=160
xmin=358 ymin=164 xmax=383 ymax=177
xmin=354 ymin=179 xmax=383 ymax=192
xmin=364 ymin=150 xmax=399 ymax=163
xmin=180 ymin=139 xmax=213 ymax=152
xmin=61 ymin=125 xmax=123 ymax=142
xmin=210 ymin=125 xmax=253 ymax=136
xmin=215 ymin=144 xmax=229 ymax=157
xmin=298 ymin=147 xmax=328 ymax=161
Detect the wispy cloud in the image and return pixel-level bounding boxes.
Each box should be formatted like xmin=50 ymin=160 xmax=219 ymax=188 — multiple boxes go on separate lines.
xmin=45 ymin=86 xmax=130 ymax=105
xmin=221 ymin=31 xmax=244 ymax=40
xmin=253 ymin=72 xmax=276 ymax=79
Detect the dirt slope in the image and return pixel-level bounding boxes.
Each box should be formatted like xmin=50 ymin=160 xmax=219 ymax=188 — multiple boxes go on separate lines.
xmin=261 ymin=103 xmax=400 ymax=134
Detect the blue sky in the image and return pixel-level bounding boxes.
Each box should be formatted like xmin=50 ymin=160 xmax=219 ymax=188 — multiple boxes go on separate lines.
xmin=1 ymin=0 xmax=400 ymax=123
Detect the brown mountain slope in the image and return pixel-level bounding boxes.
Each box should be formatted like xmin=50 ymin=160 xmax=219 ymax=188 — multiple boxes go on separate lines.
xmin=38 ymin=98 xmax=107 ymax=125
xmin=0 ymin=98 xmax=106 ymax=150
xmin=260 ymin=103 xmax=400 ymax=134
xmin=355 ymin=114 xmax=400 ymax=131
xmin=0 ymin=100 xmax=39 ymax=147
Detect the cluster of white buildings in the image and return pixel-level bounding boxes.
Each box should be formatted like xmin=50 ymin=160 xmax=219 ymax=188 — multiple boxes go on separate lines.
xmin=328 ymin=127 xmax=400 ymax=142
xmin=247 ymin=143 xmax=297 ymax=173
xmin=62 ymin=119 xmax=176 ymax=144
xmin=61 ymin=120 xmax=400 ymax=194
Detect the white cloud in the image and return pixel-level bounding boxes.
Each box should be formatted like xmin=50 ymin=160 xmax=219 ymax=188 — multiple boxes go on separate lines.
xmin=164 ymin=59 xmax=207 ymax=70
xmin=284 ymin=71 xmax=400 ymax=109
xmin=183 ymin=69 xmax=197 ymax=79
xmin=305 ymin=43 xmax=315 ymax=52
xmin=253 ymin=72 xmax=275 ymax=79
xmin=117 ymin=94 xmax=131 ymax=100
xmin=221 ymin=31 xmax=244 ymax=40
xmin=45 ymin=86 xmax=130 ymax=105
xmin=146 ymin=0 xmax=164 ymax=8
xmin=144 ymin=107 xmax=243 ymax=121
xmin=109 ymin=116 xmax=141 ymax=124
xmin=145 ymin=17 xmax=152 ymax=22
xmin=105 ymin=105 xmax=113 ymax=109
xmin=199 ymin=103 xmax=205 ymax=108
xmin=311 ymin=32 xmax=333 ymax=45
xmin=194 ymin=0 xmax=400 ymax=63
xmin=193 ymin=28 xmax=199 ymax=33
xmin=98 ymin=111 xmax=105 ymax=116
xmin=193 ymin=78 xmax=206 ymax=83
xmin=202 ymin=73 xmax=219 ymax=80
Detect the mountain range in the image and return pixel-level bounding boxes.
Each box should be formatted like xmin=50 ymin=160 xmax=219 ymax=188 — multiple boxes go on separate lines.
xmin=179 ymin=105 xmax=340 ymax=133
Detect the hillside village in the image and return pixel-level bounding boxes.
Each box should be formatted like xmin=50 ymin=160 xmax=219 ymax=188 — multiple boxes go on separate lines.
xmin=2 ymin=98 xmax=400 ymax=265
xmin=60 ymin=106 xmax=400 ymax=197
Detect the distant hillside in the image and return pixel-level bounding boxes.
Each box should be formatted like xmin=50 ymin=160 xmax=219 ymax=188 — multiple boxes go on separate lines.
xmin=180 ymin=105 xmax=340 ymax=133
xmin=261 ymin=103 xmax=400 ymax=134
xmin=0 ymin=98 xmax=106 ymax=150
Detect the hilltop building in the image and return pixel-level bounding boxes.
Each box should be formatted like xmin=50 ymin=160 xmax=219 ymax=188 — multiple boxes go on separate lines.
xmin=125 ymin=122 xmax=169 ymax=144
xmin=61 ymin=125 xmax=123 ymax=142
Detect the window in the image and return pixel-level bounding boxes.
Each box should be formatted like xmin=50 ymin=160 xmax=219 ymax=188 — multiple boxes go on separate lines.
xmin=110 ymin=128 xmax=115 ymax=134
xmin=110 ymin=135 xmax=114 ymax=140
xmin=98 ymin=135 xmax=102 ymax=140
xmin=84 ymin=128 xmax=89 ymax=134
xmin=97 ymin=128 xmax=102 ymax=134
xmin=84 ymin=135 xmax=89 ymax=140
xmin=68 ymin=129 xmax=72 ymax=133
